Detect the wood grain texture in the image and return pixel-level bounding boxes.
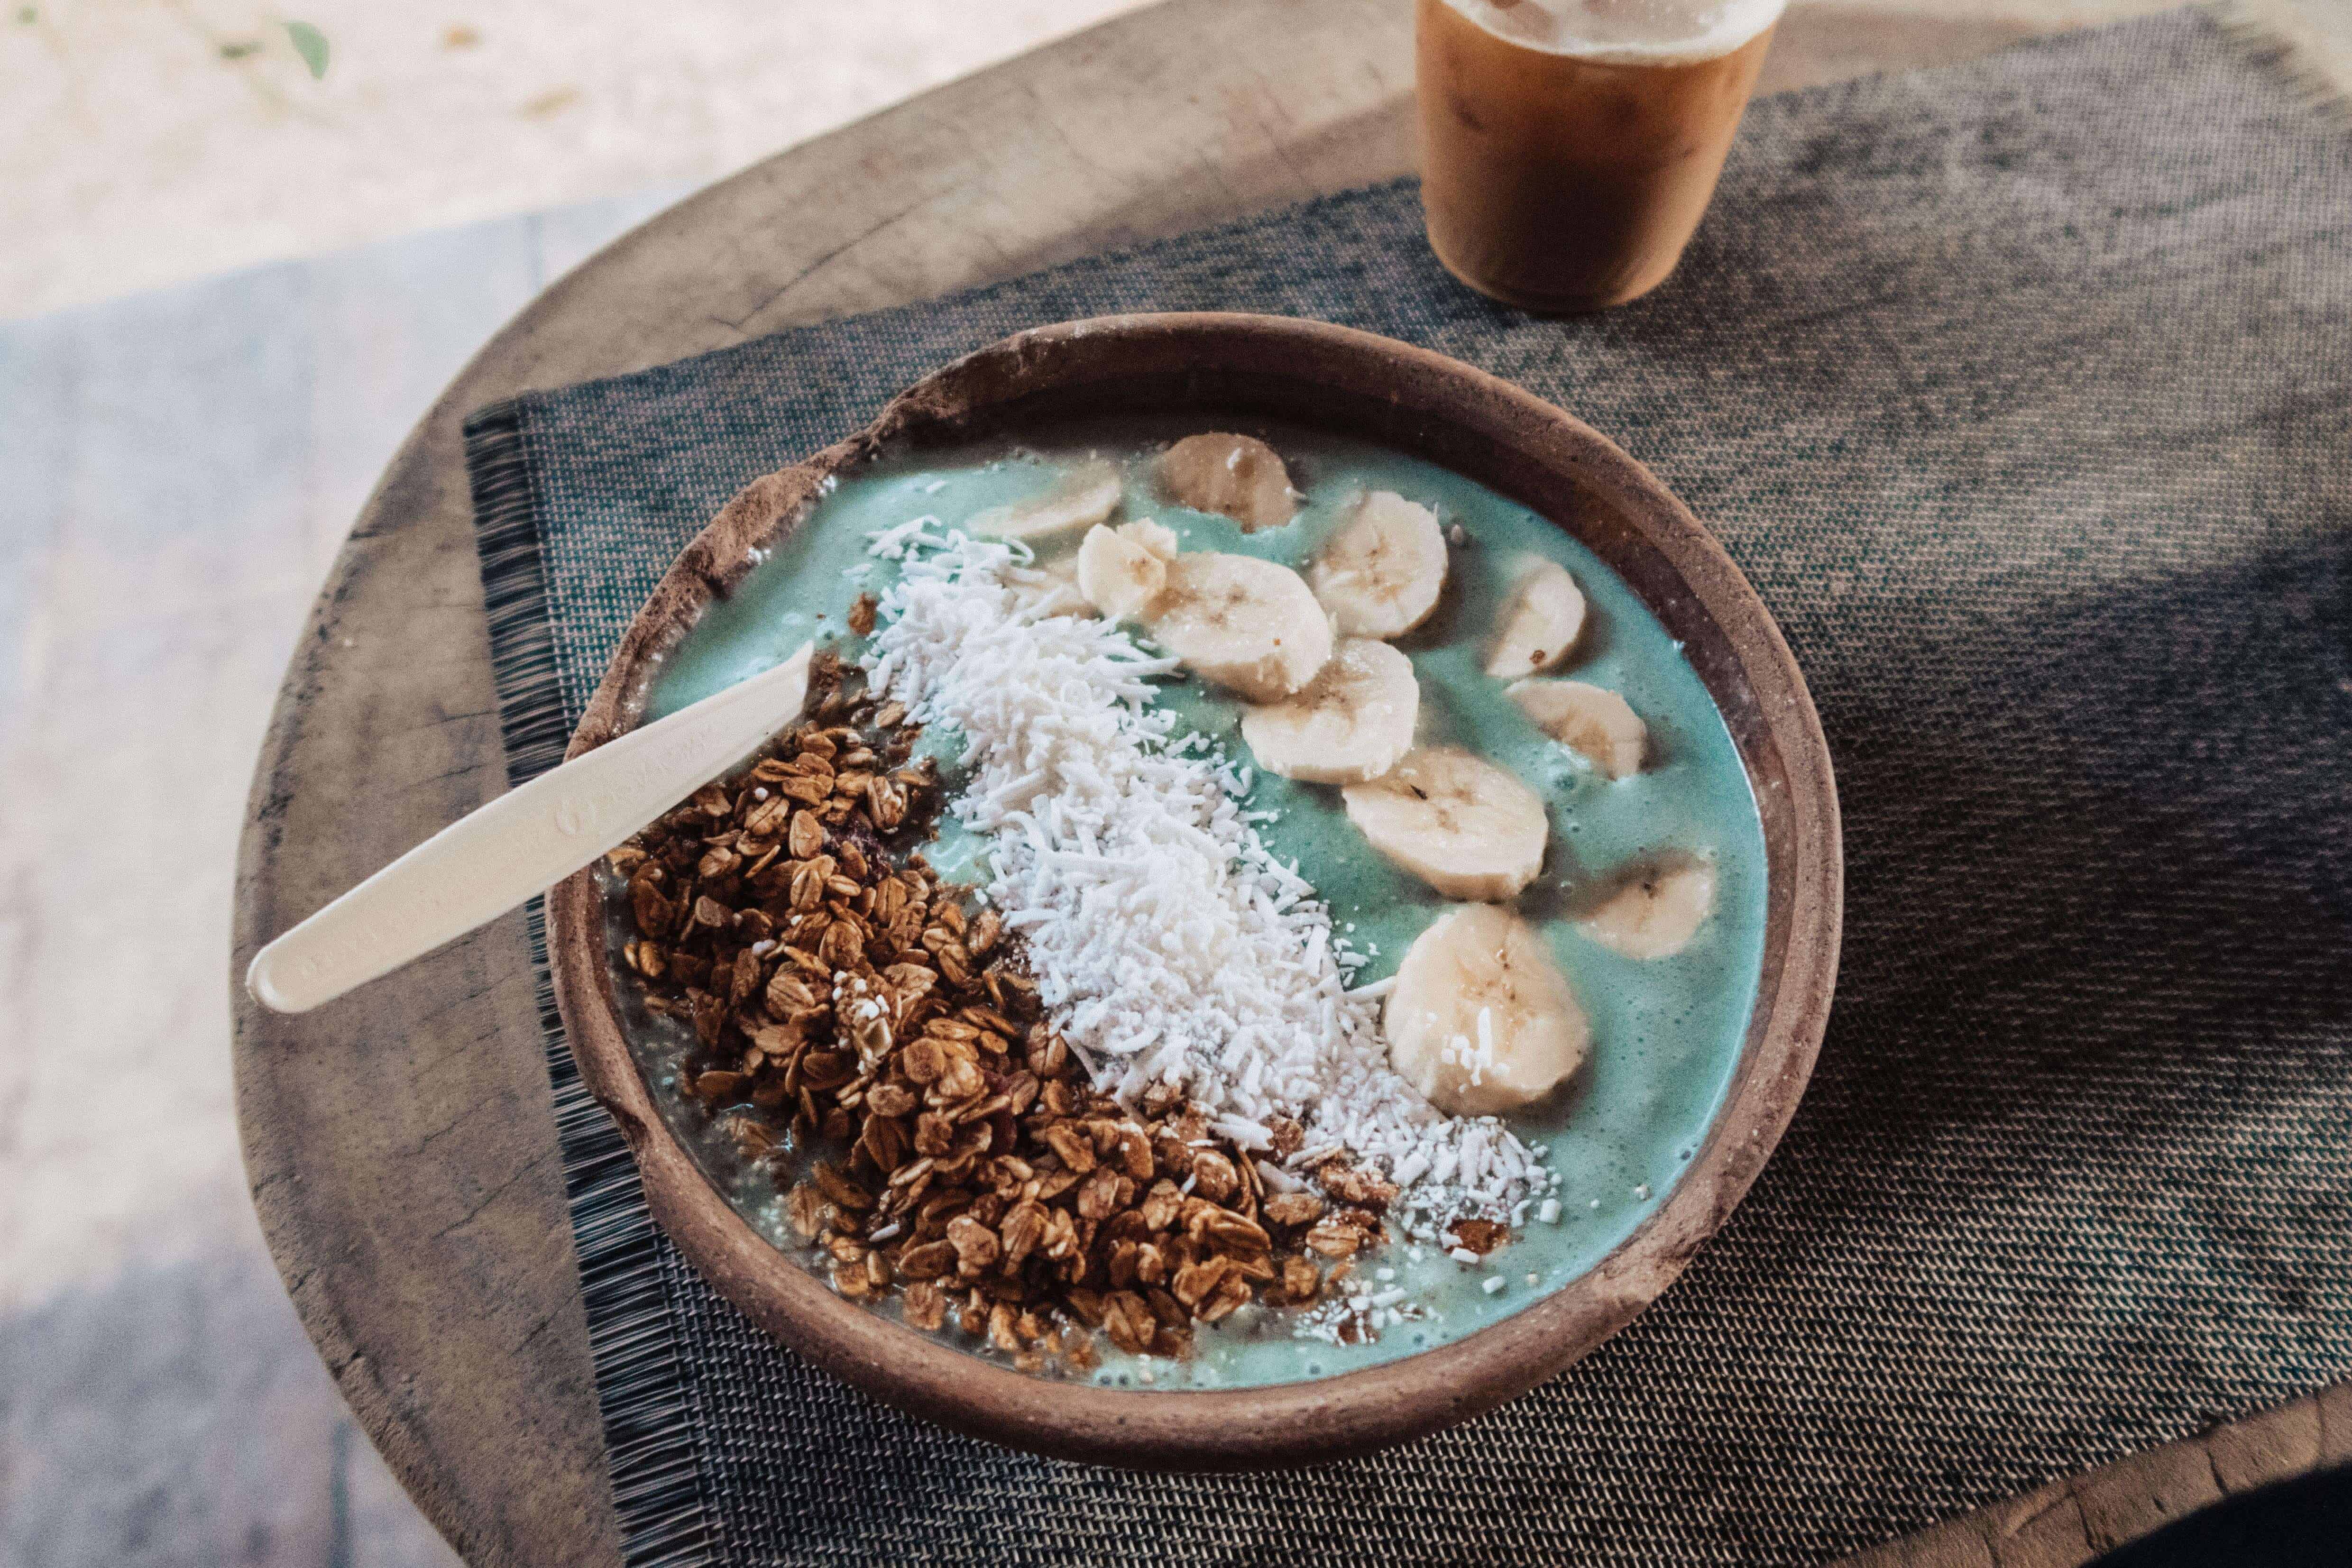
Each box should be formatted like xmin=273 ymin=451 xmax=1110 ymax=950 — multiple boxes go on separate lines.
xmin=231 ymin=0 xmax=2341 ymax=1562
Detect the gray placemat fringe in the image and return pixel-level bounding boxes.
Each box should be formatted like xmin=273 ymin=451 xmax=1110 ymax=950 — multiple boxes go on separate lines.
xmin=2208 ymin=0 xmax=2352 ymax=127
xmin=464 ymin=401 xmax=721 ymax=1568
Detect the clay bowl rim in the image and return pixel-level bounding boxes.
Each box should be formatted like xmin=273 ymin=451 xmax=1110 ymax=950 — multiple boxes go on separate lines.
xmin=546 ymin=311 xmax=1842 ymax=1472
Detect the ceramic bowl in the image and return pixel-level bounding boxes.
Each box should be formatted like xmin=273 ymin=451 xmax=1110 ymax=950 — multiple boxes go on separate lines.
xmin=546 ymin=312 xmax=1841 ymax=1469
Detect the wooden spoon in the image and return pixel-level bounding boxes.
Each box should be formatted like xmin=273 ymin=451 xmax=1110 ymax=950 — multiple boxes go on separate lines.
xmin=246 ymin=642 xmax=813 ymax=1014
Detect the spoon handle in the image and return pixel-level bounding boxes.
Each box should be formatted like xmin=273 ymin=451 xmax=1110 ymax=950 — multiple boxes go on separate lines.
xmin=246 ymin=642 xmax=814 ymax=1015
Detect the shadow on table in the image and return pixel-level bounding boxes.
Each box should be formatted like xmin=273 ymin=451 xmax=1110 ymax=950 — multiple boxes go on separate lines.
xmin=1778 ymin=526 xmax=2352 ymax=1189
xmin=2087 ymin=1464 xmax=2352 ymax=1567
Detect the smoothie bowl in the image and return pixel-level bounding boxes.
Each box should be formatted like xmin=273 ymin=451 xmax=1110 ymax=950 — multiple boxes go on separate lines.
xmin=546 ymin=313 xmax=1840 ymax=1468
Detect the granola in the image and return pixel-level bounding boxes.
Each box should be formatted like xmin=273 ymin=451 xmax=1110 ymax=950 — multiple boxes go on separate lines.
xmin=608 ymin=653 xmax=1387 ymax=1372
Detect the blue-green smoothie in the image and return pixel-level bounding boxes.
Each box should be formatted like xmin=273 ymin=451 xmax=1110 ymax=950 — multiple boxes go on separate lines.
xmin=631 ymin=416 xmax=1769 ymax=1388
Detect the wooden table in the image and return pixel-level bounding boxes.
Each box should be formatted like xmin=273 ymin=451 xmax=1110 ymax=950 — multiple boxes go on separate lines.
xmin=230 ymin=0 xmax=2350 ymax=1561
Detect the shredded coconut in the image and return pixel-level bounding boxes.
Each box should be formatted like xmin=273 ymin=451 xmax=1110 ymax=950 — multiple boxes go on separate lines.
xmin=863 ymin=527 xmax=1554 ymax=1221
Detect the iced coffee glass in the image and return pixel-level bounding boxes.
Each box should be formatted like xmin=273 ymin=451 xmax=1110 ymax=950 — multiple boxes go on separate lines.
xmin=1417 ymin=0 xmax=1783 ymax=312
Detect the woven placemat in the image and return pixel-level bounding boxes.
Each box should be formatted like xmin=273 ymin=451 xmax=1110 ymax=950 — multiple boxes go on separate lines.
xmin=460 ymin=11 xmax=2352 ymax=1564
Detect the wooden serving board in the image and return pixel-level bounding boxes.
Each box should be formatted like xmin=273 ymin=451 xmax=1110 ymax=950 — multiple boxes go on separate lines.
xmin=228 ymin=0 xmax=2347 ymax=1561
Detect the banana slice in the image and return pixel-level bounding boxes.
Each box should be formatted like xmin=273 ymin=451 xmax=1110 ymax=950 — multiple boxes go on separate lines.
xmin=969 ymin=458 xmax=1122 ymax=541
xmin=1386 ymin=904 xmax=1590 ymax=1116
xmin=1075 ymin=523 xmax=1168 ymax=620
xmin=1578 ymin=856 xmax=1716 ymax=959
xmin=1239 ymin=639 xmax=1420 ymax=784
xmin=1507 ymin=679 xmax=1648 ymax=778
xmin=1341 ymin=747 xmax=1548 ymax=901
xmin=1486 ymin=560 xmax=1586 ymax=678
xmin=1158 ymin=433 xmax=1298 ymax=532
xmin=1117 ymin=518 xmax=1180 ymax=562
xmin=1148 ymin=551 xmax=1334 ymax=700
xmin=1309 ymin=491 xmax=1448 ymax=639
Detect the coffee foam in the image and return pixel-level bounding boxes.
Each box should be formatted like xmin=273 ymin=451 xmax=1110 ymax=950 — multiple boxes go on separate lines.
xmin=1442 ymin=0 xmax=1783 ymax=64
